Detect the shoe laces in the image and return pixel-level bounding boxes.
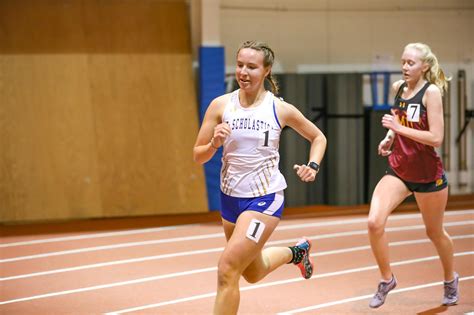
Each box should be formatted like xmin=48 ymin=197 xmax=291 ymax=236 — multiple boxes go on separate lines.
xmin=377 ymin=279 xmax=392 ymax=296
xmin=297 ymin=240 xmax=310 ymax=251
xmin=444 ymin=281 xmax=457 ymax=298
xmin=375 ymin=283 xmax=385 ymax=299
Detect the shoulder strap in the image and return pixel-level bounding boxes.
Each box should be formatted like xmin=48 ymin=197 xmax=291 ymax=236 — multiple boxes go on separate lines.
xmin=419 ymin=81 xmax=431 ymax=95
xmin=395 ymin=81 xmax=406 ymax=99
xmin=222 ymin=90 xmax=238 ymax=122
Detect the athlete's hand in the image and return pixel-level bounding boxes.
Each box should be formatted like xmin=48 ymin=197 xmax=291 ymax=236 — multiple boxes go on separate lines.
xmin=211 ymin=122 xmax=231 ymax=148
xmin=378 ymin=137 xmax=393 ymax=156
xmin=381 ymin=111 xmax=401 ymax=132
xmin=293 ymin=164 xmax=317 ymax=182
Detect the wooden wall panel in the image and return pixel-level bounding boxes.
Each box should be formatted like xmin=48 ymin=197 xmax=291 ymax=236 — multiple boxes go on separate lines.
xmin=0 ymin=0 xmax=208 ymax=222
xmin=0 ymin=55 xmax=103 ymax=221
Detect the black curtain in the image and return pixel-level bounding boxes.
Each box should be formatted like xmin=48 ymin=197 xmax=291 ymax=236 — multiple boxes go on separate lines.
xmin=277 ymin=73 xmax=368 ymax=206
xmin=231 ymin=73 xmax=390 ymax=207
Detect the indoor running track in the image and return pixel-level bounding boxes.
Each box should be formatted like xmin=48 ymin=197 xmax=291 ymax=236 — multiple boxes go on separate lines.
xmin=1 ymin=209 xmax=473 ymax=314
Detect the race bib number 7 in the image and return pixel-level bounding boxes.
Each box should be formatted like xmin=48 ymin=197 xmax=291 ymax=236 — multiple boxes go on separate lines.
xmin=407 ymin=104 xmax=421 ymax=122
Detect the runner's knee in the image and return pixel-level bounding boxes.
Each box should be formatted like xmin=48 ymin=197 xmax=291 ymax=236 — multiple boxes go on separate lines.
xmin=217 ymin=258 xmax=241 ymax=288
xmin=425 ymin=226 xmax=445 ymax=242
xmin=368 ymin=217 xmax=385 ymax=235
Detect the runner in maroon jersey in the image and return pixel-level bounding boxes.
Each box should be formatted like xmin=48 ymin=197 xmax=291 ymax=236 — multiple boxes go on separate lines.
xmin=367 ymin=43 xmax=459 ymax=308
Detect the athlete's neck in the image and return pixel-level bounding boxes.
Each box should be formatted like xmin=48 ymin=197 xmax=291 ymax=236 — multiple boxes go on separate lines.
xmin=406 ymin=78 xmax=427 ymax=92
xmin=239 ymin=89 xmax=267 ymax=108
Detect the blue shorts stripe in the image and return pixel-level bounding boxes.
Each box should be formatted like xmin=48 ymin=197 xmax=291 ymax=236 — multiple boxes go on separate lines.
xmin=262 ymin=191 xmax=284 ymax=216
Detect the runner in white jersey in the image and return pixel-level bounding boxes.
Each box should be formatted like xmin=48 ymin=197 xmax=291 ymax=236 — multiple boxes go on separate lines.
xmin=193 ymin=41 xmax=327 ymax=315
xmin=221 ymin=89 xmax=287 ymax=197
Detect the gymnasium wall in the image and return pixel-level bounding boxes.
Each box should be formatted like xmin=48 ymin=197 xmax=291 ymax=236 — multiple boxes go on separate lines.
xmin=0 ymin=0 xmax=208 ymax=222
xmin=218 ymin=0 xmax=474 ymax=195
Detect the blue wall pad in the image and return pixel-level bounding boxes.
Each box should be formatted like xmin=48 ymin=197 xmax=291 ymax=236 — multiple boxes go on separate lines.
xmin=199 ymin=46 xmax=225 ymax=211
xmin=365 ymin=71 xmax=401 ymax=111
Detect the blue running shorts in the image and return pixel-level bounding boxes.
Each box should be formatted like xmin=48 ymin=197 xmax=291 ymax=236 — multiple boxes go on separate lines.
xmin=220 ymin=191 xmax=284 ymax=224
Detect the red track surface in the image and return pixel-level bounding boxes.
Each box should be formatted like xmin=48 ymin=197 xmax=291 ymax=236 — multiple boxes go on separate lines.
xmin=1 ymin=207 xmax=473 ymax=314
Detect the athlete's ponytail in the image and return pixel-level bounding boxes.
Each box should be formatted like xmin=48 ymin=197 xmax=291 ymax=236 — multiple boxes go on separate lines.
xmin=238 ymin=40 xmax=280 ymax=95
xmin=405 ymin=43 xmax=451 ymax=95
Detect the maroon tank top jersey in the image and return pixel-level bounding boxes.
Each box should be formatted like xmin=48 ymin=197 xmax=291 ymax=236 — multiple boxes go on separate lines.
xmin=388 ymin=82 xmax=445 ymax=183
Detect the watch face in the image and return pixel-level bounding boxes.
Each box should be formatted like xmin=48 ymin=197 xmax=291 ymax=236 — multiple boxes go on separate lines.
xmin=309 ymin=162 xmax=319 ymax=171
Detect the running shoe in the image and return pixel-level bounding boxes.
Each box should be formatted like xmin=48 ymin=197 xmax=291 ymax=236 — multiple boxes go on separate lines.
xmin=442 ymin=272 xmax=459 ymax=306
xmin=291 ymin=237 xmax=313 ymax=279
xmin=369 ymin=274 xmax=397 ymax=308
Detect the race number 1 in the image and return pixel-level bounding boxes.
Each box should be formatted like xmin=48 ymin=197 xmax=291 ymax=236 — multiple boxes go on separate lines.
xmin=246 ymin=219 xmax=265 ymax=243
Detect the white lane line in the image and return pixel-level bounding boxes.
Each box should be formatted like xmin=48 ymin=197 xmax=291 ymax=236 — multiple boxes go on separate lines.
xmin=104 ymin=252 xmax=474 ymax=314
xmin=0 ymin=267 xmax=217 ymax=306
xmin=0 ymin=248 xmax=223 ymax=281
xmin=1 ymin=248 xmax=472 ymax=308
xmin=5 ymin=253 xmax=471 ymax=309
xmin=277 ymin=209 xmax=473 ymax=231
xmin=2 ymin=209 xmax=472 ymax=248
xmin=0 ymin=225 xmax=193 ymax=248
xmin=311 ymin=234 xmax=473 ymax=257
xmin=0 ymin=233 xmax=224 ymax=263
xmin=269 ymin=220 xmax=474 ymax=246
xmin=2 ymin=220 xmax=472 ymax=263
xmin=278 ymin=276 xmax=474 ymax=314
xmin=2 ymin=234 xmax=472 ymax=282
xmin=0 ymin=252 xmax=474 ymax=314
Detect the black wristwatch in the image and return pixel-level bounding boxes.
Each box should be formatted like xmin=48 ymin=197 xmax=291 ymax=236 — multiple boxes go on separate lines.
xmin=308 ymin=161 xmax=320 ymax=173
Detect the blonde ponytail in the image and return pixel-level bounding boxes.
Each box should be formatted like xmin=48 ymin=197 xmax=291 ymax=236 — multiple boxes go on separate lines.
xmin=405 ymin=43 xmax=451 ymax=95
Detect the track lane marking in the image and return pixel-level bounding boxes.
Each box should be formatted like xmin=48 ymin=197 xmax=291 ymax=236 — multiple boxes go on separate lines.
xmin=0 ymin=225 xmax=192 ymax=248
xmin=2 ymin=220 xmax=472 ymax=263
xmin=1 ymin=234 xmax=472 ymax=281
xmin=278 ymin=276 xmax=474 ymax=314
xmin=104 ymin=252 xmax=474 ymax=314
xmin=2 ymin=209 xmax=472 ymax=248
xmin=1 ymin=251 xmax=471 ymax=308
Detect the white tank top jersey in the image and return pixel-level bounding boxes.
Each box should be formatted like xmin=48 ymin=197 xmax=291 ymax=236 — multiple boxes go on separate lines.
xmin=220 ymin=89 xmax=287 ymax=197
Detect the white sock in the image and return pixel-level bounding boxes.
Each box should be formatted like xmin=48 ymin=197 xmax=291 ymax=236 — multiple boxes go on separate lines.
xmin=380 ymin=276 xmax=393 ymax=284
